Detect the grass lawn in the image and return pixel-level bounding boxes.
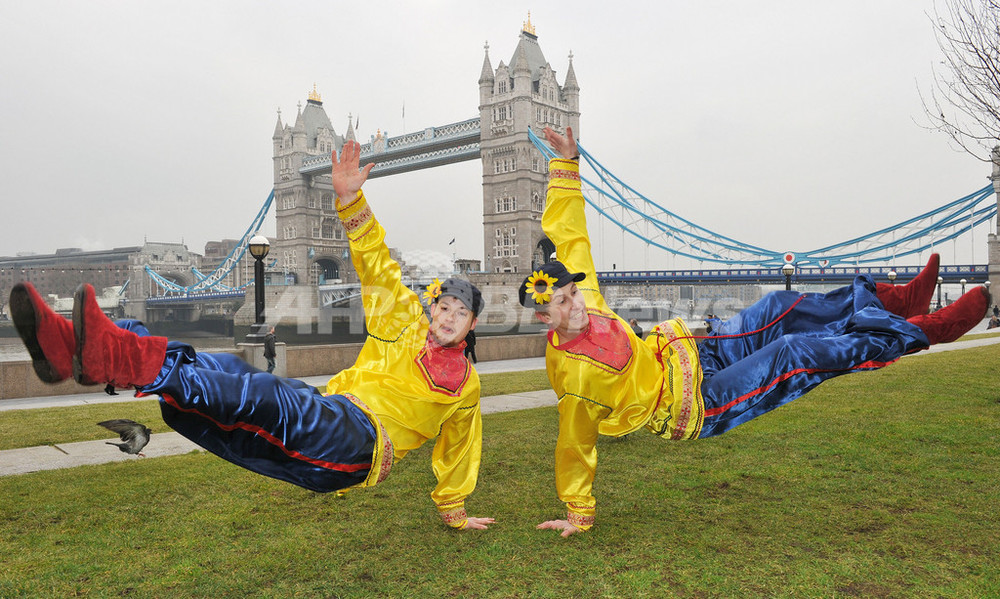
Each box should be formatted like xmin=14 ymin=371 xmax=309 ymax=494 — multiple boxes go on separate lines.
xmin=0 ymin=346 xmax=998 ymax=597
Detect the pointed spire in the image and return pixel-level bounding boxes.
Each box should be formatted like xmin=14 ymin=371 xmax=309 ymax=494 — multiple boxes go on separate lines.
xmin=564 ymin=51 xmax=580 ymax=92
xmin=479 ymin=41 xmax=494 ymax=84
xmin=293 ymin=101 xmax=305 ymax=130
xmin=273 ymin=107 xmax=284 ymax=139
xmin=346 ymin=113 xmax=356 ymax=142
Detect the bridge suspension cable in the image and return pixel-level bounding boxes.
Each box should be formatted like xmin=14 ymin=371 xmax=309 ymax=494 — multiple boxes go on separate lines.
xmin=528 ymin=129 xmax=997 ymax=267
xmin=145 ymin=190 xmax=275 ymax=294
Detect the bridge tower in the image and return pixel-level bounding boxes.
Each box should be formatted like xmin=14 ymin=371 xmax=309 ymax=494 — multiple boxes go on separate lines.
xmin=271 ymin=86 xmax=355 ymax=287
xmin=478 ymin=17 xmax=580 ymax=274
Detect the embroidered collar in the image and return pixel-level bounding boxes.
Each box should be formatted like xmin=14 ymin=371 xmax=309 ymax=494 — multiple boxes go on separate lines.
xmin=416 ymin=332 xmax=471 ymax=396
xmin=549 ymin=313 xmax=633 ymax=372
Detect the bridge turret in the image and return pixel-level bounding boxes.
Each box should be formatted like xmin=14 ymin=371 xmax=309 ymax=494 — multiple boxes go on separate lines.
xmin=563 ymin=52 xmax=580 ymax=118
xmin=479 ymin=41 xmax=494 ymax=90
xmin=512 ymin=43 xmax=532 ymax=95
xmin=291 ymin=102 xmax=306 ymax=151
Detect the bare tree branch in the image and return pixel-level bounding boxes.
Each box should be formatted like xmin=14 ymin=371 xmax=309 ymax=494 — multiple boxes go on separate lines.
xmin=920 ymin=0 xmax=1000 ymax=160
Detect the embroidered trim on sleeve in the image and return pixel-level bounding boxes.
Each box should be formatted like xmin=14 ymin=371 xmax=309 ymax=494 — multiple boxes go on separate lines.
xmin=567 ymin=511 xmax=595 ymax=529
xmin=549 ymin=168 xmax=580 ymax=181
xmin=439 ymin=506 xmax=468 ymax=528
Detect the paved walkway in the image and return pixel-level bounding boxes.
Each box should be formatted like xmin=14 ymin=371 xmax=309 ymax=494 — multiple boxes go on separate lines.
xmin=0 ymin=356 xmax=552 ymax=477
xmin=3 ymin=328 xmax=999 ymax=478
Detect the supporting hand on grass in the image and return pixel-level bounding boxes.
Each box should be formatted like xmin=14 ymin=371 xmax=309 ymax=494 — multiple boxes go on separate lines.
xmin=537 ymin=519 xmax=583 ymax=538
xmin=463 ymin=516 xmax=496 ymax=530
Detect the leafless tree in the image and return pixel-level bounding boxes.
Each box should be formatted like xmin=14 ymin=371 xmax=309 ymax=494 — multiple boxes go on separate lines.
xmin=921 ymin=0 xmax=1000 ymax=161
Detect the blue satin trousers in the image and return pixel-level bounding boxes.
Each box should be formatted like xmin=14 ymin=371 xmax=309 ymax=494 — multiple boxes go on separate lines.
xmin=695 ymin=275 xmax=930 ymax=437
xmin=119 ymin=321 xmax=376 ymax=492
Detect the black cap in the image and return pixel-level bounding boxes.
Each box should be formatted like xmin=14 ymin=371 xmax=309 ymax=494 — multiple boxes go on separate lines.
xmin=438 ymin=278 xmax=484 ymax=316
xmin=519 ymin=261 xmax=586 ymax=309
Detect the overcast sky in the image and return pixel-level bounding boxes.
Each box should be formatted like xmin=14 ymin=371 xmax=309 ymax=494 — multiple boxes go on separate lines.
xmin=0 ymin=0 xmax=993 ymax=271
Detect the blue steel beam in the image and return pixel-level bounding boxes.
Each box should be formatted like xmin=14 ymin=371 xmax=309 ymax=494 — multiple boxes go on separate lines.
xmin=598 ymin=264 xmax=989 ymax=285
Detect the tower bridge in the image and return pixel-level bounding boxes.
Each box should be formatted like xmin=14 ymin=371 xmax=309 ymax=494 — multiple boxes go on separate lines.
xmin=116 ymin=17 xmax=999 ymax=335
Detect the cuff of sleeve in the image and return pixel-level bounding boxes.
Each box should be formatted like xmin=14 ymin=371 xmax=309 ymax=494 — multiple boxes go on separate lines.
xmin=438 ymin=505 xmax=468 ymax=529
xmin=337 ymin=190 xmax=375 ymax=241
xmin=566 ymin=506 xmax=595 ymax=531
xmin=548 ymin=157 xmax=580 ymax=184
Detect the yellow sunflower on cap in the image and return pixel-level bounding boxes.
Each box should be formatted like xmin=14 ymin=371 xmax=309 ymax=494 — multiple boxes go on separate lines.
xmin=525 ymin=270 xmax=559 ymax=304
xmin=422 ymin=278 xmax=443 ymax=305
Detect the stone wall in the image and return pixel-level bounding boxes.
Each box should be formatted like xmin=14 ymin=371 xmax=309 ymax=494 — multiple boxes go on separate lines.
xmin=0 ymin=333 xmax=547 ymax=401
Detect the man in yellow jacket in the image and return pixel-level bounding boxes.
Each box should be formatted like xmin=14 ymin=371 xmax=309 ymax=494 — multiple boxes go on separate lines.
xmin=10 ymin=141 xmax=494 ymax=530
xmin=524 ymin=126 xmax=989 ymax=537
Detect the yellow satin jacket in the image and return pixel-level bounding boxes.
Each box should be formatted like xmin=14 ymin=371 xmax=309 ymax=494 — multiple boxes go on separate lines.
xmin=324 ymin=190 xmax=483 ymax=528
xmin=543 ymin=158 xmax=705 ymax=530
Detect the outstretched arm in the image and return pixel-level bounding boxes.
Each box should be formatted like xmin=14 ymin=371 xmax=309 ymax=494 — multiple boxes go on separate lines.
xmin=331 ymin=141 xmax=423 ymax=338
xmin=331 ymin=140 xmax=375 ymax=203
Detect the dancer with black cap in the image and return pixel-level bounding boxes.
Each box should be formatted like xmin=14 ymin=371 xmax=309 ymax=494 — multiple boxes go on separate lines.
xmin=522 ymin=126 xmax=990 ymax=537
xmin=10 ymin=140 xmax=494 ymax=531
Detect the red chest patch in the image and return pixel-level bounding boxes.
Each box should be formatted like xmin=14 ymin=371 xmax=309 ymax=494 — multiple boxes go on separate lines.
xmin=416 ymin=335 xmax=471 ymax=396
xmin=556 ymin=314 xmax=634 ymax=372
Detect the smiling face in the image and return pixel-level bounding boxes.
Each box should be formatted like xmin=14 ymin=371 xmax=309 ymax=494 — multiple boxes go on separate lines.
xmin=535 ymin=282 xmax=589 ymax=341
xmin=429 ymin=295 xmax=478 ymax=347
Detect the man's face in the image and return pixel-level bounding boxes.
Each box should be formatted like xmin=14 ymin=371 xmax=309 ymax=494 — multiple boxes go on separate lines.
xmin=536 ymin=282 xmax=589 ymax=339
xmin=429 ymin=295 xmax=477 ymax=347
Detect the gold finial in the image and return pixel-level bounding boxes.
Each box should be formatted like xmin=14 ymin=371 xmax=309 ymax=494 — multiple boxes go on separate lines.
xmin=522 ymin=11 xmax=535 ymax=35
xmin=308 ymin=83 xmax=322 ymax=103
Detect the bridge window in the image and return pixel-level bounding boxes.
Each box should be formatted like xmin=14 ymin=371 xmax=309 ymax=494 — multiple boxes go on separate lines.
xmin=282 ymin=195 xmax=294 ymax=210
xmin=321 ymin=195 xmax=334 ymax=211
xmin=283 ymin=226 xmax=297 ymax=240
xmin=532 ymin=192 xmax=544 ymax=211
xmin=495 ymin=195 xmax=517 ymax=213
xmin=494 ymin=228 xmax=517 ymax=258
xmin=322 ymin=219 xmax=335 ymax=239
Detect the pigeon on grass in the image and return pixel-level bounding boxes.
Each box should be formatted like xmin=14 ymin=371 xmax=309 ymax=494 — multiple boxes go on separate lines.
xmin=97 ymin=419 xmax=152 ymax=457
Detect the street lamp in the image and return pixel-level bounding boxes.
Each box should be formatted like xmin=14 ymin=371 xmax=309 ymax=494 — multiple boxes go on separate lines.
xmin=936 ymin=276 xmax=943 ymax=310
xmin=887 ymin=270 xmax=897 ymax=285
xmin=781 ymin=263 xmax=794 ymax=291
xmin=247 ymin=234 xmax=270 ymax=341
xmin=960 ymin=278 xmax=967 ymax=295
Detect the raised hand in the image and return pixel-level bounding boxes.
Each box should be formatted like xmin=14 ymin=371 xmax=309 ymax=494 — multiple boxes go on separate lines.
xmin=543 ymin=126 xmax=578 ymax=160
xmin=331 ymin=140 xmax=375 ymax=201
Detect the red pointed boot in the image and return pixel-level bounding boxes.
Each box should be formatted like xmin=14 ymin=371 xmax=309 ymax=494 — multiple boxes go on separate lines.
xmin=72 ymin=284 xmax=168 ymax=387
xmin=9 ymin=282 xmax=75 ymax=383
xmin=876 ymin=253 xmax=940 ymax=319
xmin=907 ymin=286 xmax=990 ymax=345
